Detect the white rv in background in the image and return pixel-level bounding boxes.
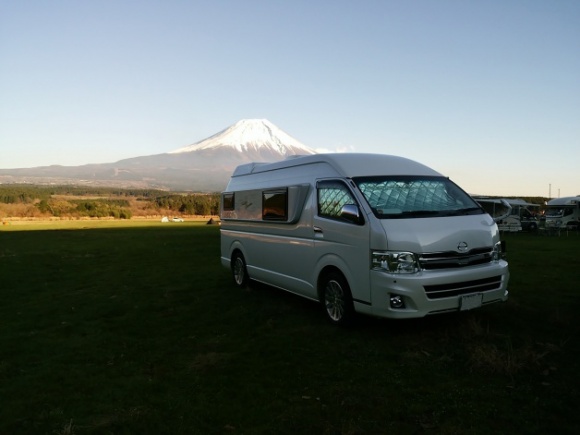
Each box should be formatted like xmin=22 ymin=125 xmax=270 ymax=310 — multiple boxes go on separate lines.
xmin=544 ymin=196 xmax=580 ymax=230
xmin=475 ymin=198 xmax=540 ymax=232
xmin=220 ymin=154 xmax=509 ymax=325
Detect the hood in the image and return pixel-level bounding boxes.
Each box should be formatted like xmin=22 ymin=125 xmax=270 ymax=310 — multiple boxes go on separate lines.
xmin=381 ymin=214 xmax=499 ymax=253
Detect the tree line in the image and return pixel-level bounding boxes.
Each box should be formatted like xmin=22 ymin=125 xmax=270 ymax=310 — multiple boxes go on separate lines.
xmin=0 ymin=185 xmax=220 ymax=219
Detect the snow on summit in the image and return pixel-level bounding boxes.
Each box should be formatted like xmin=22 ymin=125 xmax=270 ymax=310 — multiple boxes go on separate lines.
xmin=169 ymin=119 xmax=316 ymax=156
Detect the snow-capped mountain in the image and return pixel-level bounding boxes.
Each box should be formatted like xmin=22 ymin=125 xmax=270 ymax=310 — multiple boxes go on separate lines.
xmin=170 ymin=119 xmax=315 ymax=157
xmin=0 ymin=119 xmax=317 ymax=191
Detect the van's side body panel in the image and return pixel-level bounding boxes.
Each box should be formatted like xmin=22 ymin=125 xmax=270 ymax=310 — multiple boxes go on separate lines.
xmin=220 ymin=153 xmax=509 ymax=320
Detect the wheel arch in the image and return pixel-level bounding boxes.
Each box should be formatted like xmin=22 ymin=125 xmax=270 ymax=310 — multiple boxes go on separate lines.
xmin=228 ymin=240 xmax=247 ymax=263
xmin=317 ymin=265 xmax=348 ymax=303
xmin=226 ymin=238 xmax=251 ymax=281
xmin=315 ymin=254 xmax=354 ymax=302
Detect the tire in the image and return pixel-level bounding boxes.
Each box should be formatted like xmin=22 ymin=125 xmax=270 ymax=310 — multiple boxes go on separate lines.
xmin=320 ymin=271 xmax=354 ymax=325
xmin=231 ymin=252 xmax=249 ymax=288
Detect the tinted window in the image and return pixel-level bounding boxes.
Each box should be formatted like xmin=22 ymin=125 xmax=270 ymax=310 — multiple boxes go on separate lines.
xmin=222 ymin=193 xmax=235 ymax=211
xmin=317 ymin=180 xmax=357 ymax=220
xmin=262 ymin=190 xmax=288 ymax=221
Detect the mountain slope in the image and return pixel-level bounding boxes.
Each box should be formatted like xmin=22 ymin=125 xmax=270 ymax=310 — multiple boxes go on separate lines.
xmin=0 ymin=119 xmax=317 ymax=191
xmin=170 ymin=118 xmax=315 ymax=156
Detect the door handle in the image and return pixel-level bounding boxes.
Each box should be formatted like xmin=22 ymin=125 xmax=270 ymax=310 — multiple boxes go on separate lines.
xmin=313 ymin=226 xmax=323 ymax=234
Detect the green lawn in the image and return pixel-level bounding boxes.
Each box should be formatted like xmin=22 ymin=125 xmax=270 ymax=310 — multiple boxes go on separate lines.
xmin=1 ymin=222 xmax=579 ymax=434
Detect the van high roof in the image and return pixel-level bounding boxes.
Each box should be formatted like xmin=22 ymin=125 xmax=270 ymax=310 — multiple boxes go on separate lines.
xmin=231 ymin=153 xmax=442 ymax=178
xmin=546 ymin=196 xmax=580 ymax=206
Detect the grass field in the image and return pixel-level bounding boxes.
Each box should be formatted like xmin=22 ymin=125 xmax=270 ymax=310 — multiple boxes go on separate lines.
xmin=1 ymin=221 xmax=579 ymax=434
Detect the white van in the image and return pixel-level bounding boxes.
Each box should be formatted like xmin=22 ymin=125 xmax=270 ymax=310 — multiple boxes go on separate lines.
xmin=220 ymin=153 xmax=509 ymax=324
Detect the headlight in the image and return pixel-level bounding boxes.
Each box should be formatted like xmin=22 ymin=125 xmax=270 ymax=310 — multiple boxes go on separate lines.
xmin=492 ymin=241 xmax=503 ymax=261
xmin=372 ymin=251 xmax=419 ymax=274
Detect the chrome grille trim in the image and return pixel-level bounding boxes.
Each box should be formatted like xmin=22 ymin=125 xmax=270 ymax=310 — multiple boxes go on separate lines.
xmin=419 ymin=247 xmax=493 ymax=270
xmin=424 ymin=275 xmax=502 ymax=299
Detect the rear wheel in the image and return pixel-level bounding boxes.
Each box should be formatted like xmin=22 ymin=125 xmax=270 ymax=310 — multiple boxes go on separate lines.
xmin=321 ymin=271 xmax=354 ymax=325
xmin=231 ymin=252 xmax=249 ymax=287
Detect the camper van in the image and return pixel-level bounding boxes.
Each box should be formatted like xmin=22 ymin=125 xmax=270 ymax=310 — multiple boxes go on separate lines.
xmin=475 ymin=198 xmax=540 ymax=232
xmin=220 ymin=154 xmax=509 ymax=324
xmin=544 ymin=196 xmax=580 ymax=230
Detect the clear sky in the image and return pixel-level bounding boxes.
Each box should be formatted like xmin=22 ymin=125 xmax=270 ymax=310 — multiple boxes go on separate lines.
xmin=1 ymin=0 xmax=578 ymax=197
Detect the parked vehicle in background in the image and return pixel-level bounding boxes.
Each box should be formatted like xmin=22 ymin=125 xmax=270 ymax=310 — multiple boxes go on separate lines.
xmin=544 ymin=196 xmax=580 ymax=230
xmin=220 ymin=153 xmax=509 ymax=325
xmin=161 ymin=216 xmax=184 ymax=222
xmin=475 ymin=198 xmax=540 ymax=232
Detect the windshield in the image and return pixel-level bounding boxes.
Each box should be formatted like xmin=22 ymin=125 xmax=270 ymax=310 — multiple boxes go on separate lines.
xmin=545 ymin=206 xmax=574 ymax=218
xmin=354 ymin=176 xmax=483 ymax=219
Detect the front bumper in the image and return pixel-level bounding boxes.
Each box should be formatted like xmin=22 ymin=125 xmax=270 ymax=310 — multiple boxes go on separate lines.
xmin=366 ymin=260 xmax=509 ymax=319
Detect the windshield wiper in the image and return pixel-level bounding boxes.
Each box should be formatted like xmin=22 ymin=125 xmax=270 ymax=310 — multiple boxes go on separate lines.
xmin=378 ymin=208 xmax=483 ymax=218
xmin=445 ymin=207 xmax=483 ymax=216
xmin=400 ymin=210 xmax=441 ymax=216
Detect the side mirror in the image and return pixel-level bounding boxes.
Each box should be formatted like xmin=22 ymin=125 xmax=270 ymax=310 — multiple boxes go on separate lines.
xmin=341 ymin=204 xmax=364 ymax=225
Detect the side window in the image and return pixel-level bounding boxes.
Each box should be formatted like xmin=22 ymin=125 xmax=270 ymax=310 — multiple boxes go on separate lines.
xmin=222 ymin=193 xmax=235 ymax=211
xmin=317 ymin=180 xmax=359 ymax=222
xmin=262 ymin=189 xmax=288 ymax=221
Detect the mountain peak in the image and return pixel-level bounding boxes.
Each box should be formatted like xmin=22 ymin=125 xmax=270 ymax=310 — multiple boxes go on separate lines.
xmin=169 ymin=118 xmax=316 ymax=156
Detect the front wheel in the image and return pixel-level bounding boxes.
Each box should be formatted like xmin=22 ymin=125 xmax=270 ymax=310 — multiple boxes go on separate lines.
xmin=231 ymin=252 xmax=249 ymax=288
xmin=320 ymin=271 xmax=354 ymax=325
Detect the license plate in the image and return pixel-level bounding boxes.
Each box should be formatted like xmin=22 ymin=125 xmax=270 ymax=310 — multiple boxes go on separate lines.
xmin=460 ymin=293 xmax=483 ymax=311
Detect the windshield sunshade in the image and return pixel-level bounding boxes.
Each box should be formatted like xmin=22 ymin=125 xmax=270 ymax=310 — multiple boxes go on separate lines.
xmin=355 ymin=176 xmax=483 ymax=219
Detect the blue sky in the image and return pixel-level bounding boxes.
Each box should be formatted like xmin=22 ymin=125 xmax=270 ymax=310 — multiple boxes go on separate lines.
xmin=1 ymin=0 xmax=578 ymax=196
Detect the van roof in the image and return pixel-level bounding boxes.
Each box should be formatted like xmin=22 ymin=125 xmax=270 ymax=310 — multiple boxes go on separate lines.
xmin=231 ymin=153 xmax=442 ymax=178
xmin=546 ymin=196 xmax=580 ymax=206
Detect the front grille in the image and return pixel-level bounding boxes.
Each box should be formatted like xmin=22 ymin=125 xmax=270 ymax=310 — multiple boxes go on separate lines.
xmin=419 ymin=247 xmax=493 ymax=270
xmin=424 ymin=275 xmax=502 ymax=299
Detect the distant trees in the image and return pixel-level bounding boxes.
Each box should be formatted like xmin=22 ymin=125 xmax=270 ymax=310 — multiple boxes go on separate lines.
xmin=154 ymin=194 xmax=219 ymax=216
xmin=0 ymin=186 xmax=50 ymax=204
xmin=0 ymin=184 xmax=220 ymax=219
xmin=72 ymin=199 xmax=133 ymax=219
xmin=0 ymin=185 xmax=167 ymax=204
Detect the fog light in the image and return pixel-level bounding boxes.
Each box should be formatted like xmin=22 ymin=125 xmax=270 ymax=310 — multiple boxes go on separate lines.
xmin=390 ymin=294 xmax=405 ymax=309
